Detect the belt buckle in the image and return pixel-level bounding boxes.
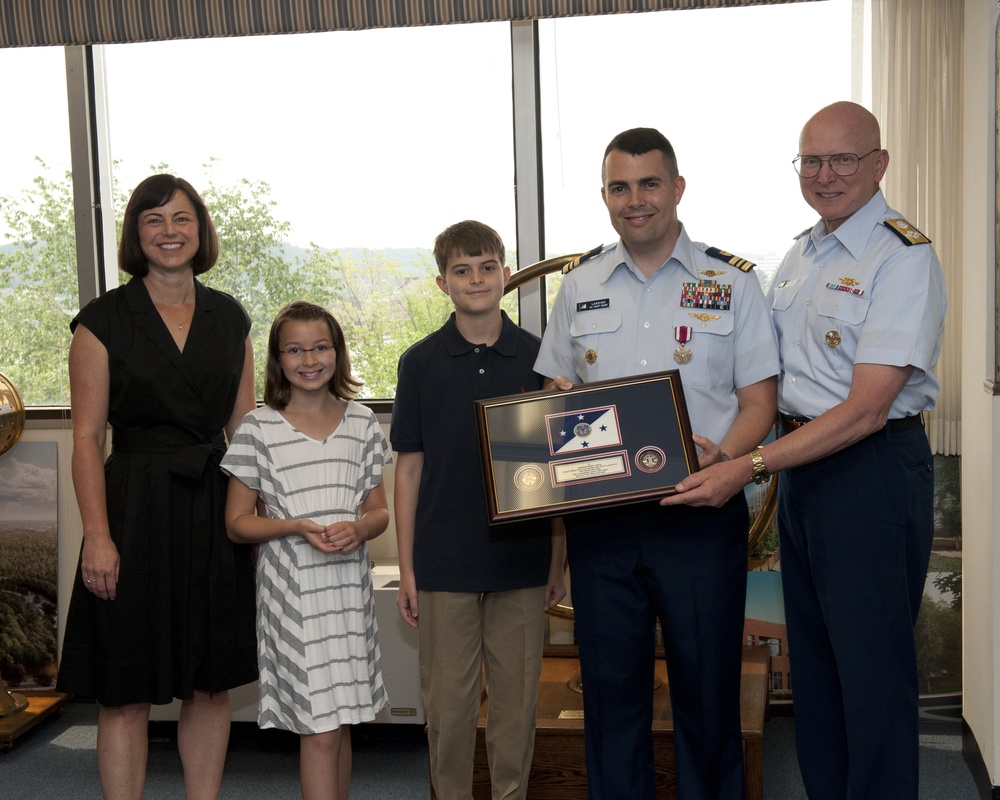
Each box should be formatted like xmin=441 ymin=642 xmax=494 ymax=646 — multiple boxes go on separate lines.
xmin=781 ymin=414 xmax=809 ymax=433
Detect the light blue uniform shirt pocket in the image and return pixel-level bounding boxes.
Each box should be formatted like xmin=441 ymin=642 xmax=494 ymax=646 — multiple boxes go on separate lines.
xmin=815 ymin=289 xmax=870 ymax=373
xmin=671 ymin=309 xmax=735 ymax=388
xmin=569 ymin=310 xmax=623 ymax=382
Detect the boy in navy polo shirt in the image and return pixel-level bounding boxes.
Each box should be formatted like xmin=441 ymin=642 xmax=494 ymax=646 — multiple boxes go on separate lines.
xmin=391 ymin=220 xmax=566 ymax=800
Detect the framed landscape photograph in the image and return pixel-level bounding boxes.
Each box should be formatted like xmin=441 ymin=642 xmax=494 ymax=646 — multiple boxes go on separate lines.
xmin=0 ymin=440 xmax=58 ymax=689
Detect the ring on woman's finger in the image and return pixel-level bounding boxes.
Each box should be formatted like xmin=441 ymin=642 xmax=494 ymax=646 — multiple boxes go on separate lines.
xmin=87 ymin=578 xmax=96 ymax=583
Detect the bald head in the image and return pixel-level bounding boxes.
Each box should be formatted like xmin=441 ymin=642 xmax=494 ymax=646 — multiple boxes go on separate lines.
xmin=800 ymin=101 xmax=881 ymax=155
xmin=797 ymin=101 xmax=888 ymax=233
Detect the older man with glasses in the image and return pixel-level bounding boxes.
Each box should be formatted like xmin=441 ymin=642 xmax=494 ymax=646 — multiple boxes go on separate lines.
xmin=663 ymin=101 xmax=947 ymax=799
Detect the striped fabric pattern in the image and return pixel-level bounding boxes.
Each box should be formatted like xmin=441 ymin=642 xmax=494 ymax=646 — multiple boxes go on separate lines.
xmin=220 ymin=402 xmax=392 ymax=734
xmin=1 ymin=0 xmax=817 ymax=48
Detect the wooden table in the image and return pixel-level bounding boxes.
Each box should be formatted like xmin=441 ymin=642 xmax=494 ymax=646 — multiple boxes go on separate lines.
xmin=471 ymin=645 xmax=770 ymax=800
xmin=0 ymin=690 xmax=71 ymax=753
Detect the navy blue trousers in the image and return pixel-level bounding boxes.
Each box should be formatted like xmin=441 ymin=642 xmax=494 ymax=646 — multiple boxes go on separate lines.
xmin=567 ymin=498 xmax=748 ymax=800
xmin=778 ymin=422 xmax=934 ymax=800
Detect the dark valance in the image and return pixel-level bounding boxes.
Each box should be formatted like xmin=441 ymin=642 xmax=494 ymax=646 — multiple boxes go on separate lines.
xmin=1 ymin=0 xmax=821 ymax=48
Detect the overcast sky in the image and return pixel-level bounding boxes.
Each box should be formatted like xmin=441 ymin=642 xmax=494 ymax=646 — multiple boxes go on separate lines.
xmin=0 ymin=441 xmax=58 ymax=524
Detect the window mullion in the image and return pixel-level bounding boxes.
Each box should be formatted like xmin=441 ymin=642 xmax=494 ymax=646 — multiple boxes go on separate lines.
xmin=510 ymin=19 xmax=546 ymax=338
xmin=65 ymin=44 xmax=117 ymax=307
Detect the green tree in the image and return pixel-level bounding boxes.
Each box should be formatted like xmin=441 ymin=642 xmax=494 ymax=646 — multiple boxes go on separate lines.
xmin=294 ymin=246 xmax=453 ymax=396
xmin=1 ymin=161 xmax=343 ymax=401
xmin=2 ymin=160 xmax=493 ymax=402
xmin=933 ymin=454 xmax=961 ymax=538
xmin=190 ymin=166 xmax=336 ymax=395
xmin=915 ymin=596 xmax=962 ymax=694
xmin=933 ymin=571 xmax=962 ymax=607
xmin=0 ymin=159 xmax=78 ymax=405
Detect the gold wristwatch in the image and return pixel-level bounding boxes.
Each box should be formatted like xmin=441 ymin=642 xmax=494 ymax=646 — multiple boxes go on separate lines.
xmin=749 ymin=448 xmax=770 ymax=485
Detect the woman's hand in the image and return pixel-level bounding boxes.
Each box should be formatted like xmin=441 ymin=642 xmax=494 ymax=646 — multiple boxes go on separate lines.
xmin=81 ymin=536 xmax=120 ymax=600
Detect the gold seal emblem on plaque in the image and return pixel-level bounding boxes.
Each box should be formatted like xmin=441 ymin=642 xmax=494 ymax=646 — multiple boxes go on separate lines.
xmin=514 ymin=465 xmax=544 ymax=492
xmin=585 ymin=349 xmax=597 ymax=365
xmin=635 ymin=446 xmax=666 ymax=473
xmin=640 ymin=451 xmax=661 ymax=469
xmin=825 ymin=330 xmax=842 ymax=348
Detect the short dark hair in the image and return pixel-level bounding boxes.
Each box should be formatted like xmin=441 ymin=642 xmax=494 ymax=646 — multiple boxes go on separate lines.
xmin=264 ymin=300 xmax=362 ymax=409
xmin=118 ymin=174 xmax=219 ymax=277
xmin=432 ymin=220 xmax=505 ymax=275
xmin=602 ymin=128 xmax=679 ymax=183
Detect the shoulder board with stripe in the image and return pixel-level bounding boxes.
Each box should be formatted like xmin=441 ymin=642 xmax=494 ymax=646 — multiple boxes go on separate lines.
xmin=562 ymin=243 xmax=607 ymax=274
xmin=883 ymin=217 xmax=932 ymax=246
xmin=704 ymin=247 xmax=756 ymax=273
xmin=793 ymin=226 xmax=811 ymax=240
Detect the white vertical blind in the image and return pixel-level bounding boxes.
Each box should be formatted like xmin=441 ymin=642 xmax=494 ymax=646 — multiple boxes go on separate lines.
xmin=872 ymin=0 xmax=963 ymax=455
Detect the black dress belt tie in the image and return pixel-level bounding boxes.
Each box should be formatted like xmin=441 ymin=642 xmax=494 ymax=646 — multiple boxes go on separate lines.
xmin=111 ymin=428 xmax=226 ymax=481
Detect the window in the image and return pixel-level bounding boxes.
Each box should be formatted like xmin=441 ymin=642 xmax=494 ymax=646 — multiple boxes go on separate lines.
xmin=103 ymin=24 xmax=515 ymax=398
xmin=3 ymin=4 xmax=857 ymax=404
xmin=539 ymin=1 xmax=853 ymax=295
xmin=0 ymin=47 xmax=75 ymax=405
xmin=761 ymin=636 xmax=782 ymax=657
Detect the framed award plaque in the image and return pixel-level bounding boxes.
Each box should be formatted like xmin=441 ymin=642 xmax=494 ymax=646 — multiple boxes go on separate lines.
xmin=475 ymin=371 xmax=699 ymax=523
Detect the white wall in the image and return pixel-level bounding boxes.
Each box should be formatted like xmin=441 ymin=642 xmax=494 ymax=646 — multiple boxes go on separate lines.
xmin=961 ymin=0 xmax=1000 ymax=787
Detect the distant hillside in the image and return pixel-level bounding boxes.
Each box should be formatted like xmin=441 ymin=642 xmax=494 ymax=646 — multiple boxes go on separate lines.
xmin=3 ymin=239 xmax=786 ymax=285
xmin=0 ymin=240 xmax=441 ymax=282
xmin=280 ymin=244 xmax=436 ymax=279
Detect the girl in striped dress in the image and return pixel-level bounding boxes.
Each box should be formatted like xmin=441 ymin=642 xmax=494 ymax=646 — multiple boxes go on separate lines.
xmin=221 ymin=300 xmax=391 ymax=800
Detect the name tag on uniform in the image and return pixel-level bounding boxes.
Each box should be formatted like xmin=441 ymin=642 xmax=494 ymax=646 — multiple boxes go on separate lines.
xmin=577 ymin=298 xmax=610 ymax=312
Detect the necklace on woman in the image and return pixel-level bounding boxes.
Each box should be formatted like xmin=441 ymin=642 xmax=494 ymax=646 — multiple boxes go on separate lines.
xmin=144 ymin=277 xmax=195 ymax=341
xmin=159 ymin=307 xmax=194 ymax=330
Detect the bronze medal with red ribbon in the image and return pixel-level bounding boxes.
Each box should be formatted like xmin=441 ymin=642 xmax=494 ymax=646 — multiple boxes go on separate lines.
xmin=673 ymin=325 xmax=693 ymax=365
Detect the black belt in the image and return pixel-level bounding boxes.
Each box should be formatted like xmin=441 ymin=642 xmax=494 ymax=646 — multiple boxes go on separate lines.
xmin=779 ymin=413 xmax=923 ymax=434
xmin=112 ymin=429 xmax=226 ymax=481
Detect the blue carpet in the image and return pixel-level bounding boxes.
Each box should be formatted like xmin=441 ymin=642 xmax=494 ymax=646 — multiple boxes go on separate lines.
xmin=1 ymin=700 xmax=978 ymax=799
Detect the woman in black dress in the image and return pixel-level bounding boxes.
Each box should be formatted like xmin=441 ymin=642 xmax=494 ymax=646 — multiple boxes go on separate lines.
xmin=57 ymin=175 xmax=258 ymax=799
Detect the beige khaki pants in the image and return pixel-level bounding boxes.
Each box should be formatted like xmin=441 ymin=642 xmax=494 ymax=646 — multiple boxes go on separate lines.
xmin=417 ymin=586 xmax=546 ymax=800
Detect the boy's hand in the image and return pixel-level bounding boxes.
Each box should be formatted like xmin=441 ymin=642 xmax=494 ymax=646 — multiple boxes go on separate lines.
xmin=397 ymin=572 xmax=419 ymax=628
xmin=544 ymin=375 xmax=574 ymax=391
xmin=545 ymin=577 xmax=567 ymax=610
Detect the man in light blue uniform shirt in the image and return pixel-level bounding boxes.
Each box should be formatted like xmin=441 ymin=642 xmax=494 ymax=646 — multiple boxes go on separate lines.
xmin=535 ymin=127 xmax=779 ymax=800
xmin=540 ymin=232 xmax=778 ymax=446
xmin=664 ymin=102 xmax=947 ymax=799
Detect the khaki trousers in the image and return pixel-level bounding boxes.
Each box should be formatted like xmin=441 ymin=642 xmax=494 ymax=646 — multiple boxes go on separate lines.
xmin=418 ymin=586 xmax=546 ymax=800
